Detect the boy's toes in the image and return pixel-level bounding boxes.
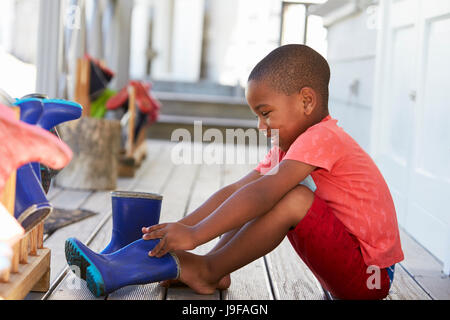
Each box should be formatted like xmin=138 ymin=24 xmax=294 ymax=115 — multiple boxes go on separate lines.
xmin=217 ymin=275 xmax=231 ymax=290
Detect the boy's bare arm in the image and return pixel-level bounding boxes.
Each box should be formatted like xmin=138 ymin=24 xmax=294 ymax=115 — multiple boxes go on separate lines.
xmin=191 ymin=160 xmax=315 ymax=245
xmin=178 ymin=169 xmax=262 ymax=226
xmin=141 ymin=169 xmax=261 ymax=233
xmin=145 ymin=160 xmax=316 ymax=257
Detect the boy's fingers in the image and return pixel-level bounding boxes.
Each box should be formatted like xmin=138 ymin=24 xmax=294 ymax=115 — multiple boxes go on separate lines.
xmin=156 ymin=243 xmax=168 ymax=258
xmin=143 ymin=224 xmax=166 ymax=233
xmin=149 ymin=237 xmax=166 ymax=257
xmin=143 ymin=230 xmax=163 ymax=240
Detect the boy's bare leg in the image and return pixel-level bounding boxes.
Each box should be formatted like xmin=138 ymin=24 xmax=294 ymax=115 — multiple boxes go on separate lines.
xmin=175 ymin=185 xmax=314 ymax=294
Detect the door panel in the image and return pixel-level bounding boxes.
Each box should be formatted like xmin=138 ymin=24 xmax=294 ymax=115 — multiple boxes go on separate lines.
xmin=377 ymin=2 xmax=417 ymax=226
xmin=408 ymin=12 xmax=450 ymax=271
xmin=375 ymin=0 xmax=450 ymax=273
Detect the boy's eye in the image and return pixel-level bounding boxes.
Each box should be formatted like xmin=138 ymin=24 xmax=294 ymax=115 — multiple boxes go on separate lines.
xmin=261 ymin=111 xmax=270 ymax=117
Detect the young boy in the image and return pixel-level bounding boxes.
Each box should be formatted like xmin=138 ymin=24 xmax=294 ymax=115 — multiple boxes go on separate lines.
xmin=142 ymin=44 xmax=404 ymax=299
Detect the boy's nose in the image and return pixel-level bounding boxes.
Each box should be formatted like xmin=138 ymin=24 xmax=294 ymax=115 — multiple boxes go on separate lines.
xmin=258 ymin=119 xmax=269 ymax=132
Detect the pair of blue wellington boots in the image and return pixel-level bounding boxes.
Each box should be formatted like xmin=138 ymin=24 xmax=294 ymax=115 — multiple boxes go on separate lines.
xmin=13 ymin=95 xmax=83 ymax=231
xmin=65 ymin=191 xmax=180 ymax=297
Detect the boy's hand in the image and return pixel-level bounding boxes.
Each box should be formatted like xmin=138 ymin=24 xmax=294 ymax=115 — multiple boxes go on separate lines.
xmin=142 ymin=223 xmax=197 ymax=258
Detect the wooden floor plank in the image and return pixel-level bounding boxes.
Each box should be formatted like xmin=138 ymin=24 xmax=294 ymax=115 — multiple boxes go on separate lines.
xmin=46 ymin=184 xmax=63 ymax=201
xmin=47 ymin=218 xmax=114 ymax=300
xmin=397 ymin=228 xmax=449 ymax=299
xmin=130 ymin=146 xmax=174 ymax=195
xmin=49 ymin=189 xmax=92 ymax=210
xmin=167 ymin=162 xmax=222 ymax=300
xmin=265 ymin=238 xmax=326 ymax=300
xmin=386 ymin=264 xmax=431 ymax=300
xmin=109 ymin=150 xmax=199 ymax=300
xmin=221 ymin=148 xmax=274 ymax=300
xmin=41 ymin=189 xmax=93 ymax=283
xmin=107 ymin=142 xmax=177 ymax=300
xmin=156 ymin=147 xmax=202 ymax=299
xmin=159 ymin=165 xmax=200 ymax=223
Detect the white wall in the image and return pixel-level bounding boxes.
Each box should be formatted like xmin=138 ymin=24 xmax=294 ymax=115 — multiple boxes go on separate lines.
xmin=150 ymin=0 xmax=205 ymax=82
xmin=326 ymin=9 xmax=378 ymax=152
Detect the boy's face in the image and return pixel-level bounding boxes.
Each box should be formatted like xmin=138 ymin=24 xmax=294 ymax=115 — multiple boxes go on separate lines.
xmin=246 ymin=80 xmax=315 ymax=152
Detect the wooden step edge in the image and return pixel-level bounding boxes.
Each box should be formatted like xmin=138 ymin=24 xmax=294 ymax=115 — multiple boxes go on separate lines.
xmin=156 ymin=114 xmax=257 ymax=128
xmin=153 ymin=91 xmax=247 ymax=105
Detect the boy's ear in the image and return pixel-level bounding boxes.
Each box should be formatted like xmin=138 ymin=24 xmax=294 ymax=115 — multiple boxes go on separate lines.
xmin=299 ymin=87 xmax=317 ymax=115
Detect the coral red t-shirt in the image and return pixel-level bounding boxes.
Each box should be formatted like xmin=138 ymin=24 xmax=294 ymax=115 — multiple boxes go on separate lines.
xmin=255 ymin=115 xmax=404 ymax=268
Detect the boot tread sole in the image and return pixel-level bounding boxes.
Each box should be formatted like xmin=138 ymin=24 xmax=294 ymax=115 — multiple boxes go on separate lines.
xmin=65 ymin=238 xmax=105 ymax=297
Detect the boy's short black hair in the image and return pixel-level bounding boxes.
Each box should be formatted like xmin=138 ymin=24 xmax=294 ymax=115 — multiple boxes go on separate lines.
xmin=248 ymin=44 xmax=330 ymax=108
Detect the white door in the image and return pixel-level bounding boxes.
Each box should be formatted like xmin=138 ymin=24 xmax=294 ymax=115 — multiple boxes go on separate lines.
xmin=373 ymin=0 xmax=450 ymax=274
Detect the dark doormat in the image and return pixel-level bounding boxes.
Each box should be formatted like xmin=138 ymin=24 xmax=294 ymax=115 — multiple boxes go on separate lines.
xmin=44 ymin=207 xmax=98 ymax=236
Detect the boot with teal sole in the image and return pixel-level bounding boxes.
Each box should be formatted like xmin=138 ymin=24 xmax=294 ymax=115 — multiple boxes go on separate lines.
xmin=65 ymin=237 xmax=180 ymax=297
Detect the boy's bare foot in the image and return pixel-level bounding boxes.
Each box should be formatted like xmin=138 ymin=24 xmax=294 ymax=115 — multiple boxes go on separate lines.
xmin=173 ymin=251 xmax=230 ymax=295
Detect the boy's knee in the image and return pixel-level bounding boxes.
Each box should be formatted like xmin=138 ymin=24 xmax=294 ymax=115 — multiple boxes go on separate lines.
xmin=293 ymin=184 xmax=314 ymax=198
xmin=277 ymin=185 xmax=315 ymax=226
xmin=290 ymin=185 xmax=314 ymax=211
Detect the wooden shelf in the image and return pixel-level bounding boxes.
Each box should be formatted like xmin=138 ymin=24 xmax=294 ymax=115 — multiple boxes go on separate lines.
xmin=0 ymin=247 xmax=50 ymax=300
xmin=0 ymin=107 xmax=51 ymax=299
xmin=0 ymin=221 xmax=50 ymax=300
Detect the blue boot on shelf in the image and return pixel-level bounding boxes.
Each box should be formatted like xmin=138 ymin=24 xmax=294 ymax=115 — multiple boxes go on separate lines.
xmin=101 ymin=191 xmax=163 ymax=254
xmin=14 ymin=164 xmax=52 ymax=231
xmin=37 ymin=99 xmax=83 ymax=130
xmin=65 ymin=237 xmax=180 ymax=297
xmin=33 ymin=99 xmax=82 ymax=182
xmin=13 ymin=96 xmax=44 ymax=125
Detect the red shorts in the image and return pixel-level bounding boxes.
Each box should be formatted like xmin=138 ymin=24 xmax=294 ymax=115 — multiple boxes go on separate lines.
xmin=287 ymin=195 xmax=391 ymax=300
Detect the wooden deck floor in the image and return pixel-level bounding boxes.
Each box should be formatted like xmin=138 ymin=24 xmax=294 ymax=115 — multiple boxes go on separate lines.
xmin=27 ymin=139 xmax=448 ymax=300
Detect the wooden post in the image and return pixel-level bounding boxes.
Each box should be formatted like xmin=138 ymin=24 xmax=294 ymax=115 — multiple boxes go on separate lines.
xmin=75 ymin=57 xmax=91 ymax=117
xmin=29 ymin=229 xmax=38 ymax=257
xmin=19 ymin=235 xmax=28 ymax=265
xmin=37 ymin=222 xmax=44 ymax=249
xmin=10 ymin=242 xmax=20 ymax=274
xmin=126 ymin=85 xmax=136 ymax=158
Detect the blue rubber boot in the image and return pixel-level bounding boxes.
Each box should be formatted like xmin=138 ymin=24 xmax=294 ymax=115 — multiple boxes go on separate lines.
xmin=101 ymin=191 xmax=163 ymax=254
xmin=32 ymin=99 xmax=82 ymax=182
xmin=14 ymin=164 xmax=52 ymax=231
xmin=37 ymin=99 xmax=83 ymax=130
xmin=65 ymin=237 xmax=180 ymax=297
xmin=13 ymin=97 xmax=44 ymax=125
